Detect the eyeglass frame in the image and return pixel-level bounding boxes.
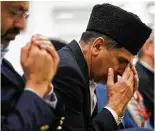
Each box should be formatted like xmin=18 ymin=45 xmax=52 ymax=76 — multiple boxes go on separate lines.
xmin=7 ymin=8 xmax=29 ymax=22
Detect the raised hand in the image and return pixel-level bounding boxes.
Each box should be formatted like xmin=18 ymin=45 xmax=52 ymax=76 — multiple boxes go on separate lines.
xmin=20 ymin=34 xmax=59 ymax=98
xmin=106 ymin=63 xmax=139 ymax=117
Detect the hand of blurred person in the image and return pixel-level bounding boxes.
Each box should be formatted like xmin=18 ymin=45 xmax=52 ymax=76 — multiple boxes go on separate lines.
xmin=106 ymin=63 xmax=139 ymax=117
xmin=20 ymin=37 xmax=59 ymax=98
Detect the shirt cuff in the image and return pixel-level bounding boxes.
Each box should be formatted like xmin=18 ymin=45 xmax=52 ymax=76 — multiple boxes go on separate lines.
xmin=104 ymin=106 xmax=123 ymax=125
xmin=25 ymin=88 xmax=40 ymax=96
xmin=25 ymin=83 xmax=57 ymax=109
xmin=44 ymin=92 xmax=57 ymax=109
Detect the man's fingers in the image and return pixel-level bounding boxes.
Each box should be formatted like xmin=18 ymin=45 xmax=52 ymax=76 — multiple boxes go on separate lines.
xmin=131 ymin=81 xmax=134 ymax=88
xmin=30 ymin=34 xmax=59 ymax=74
xmin=40 ymin=44 xmax=59 ymax=71
xmin=31 ymin=38 xmax=54 ymax=51
xmin=133 ymin=74 xmax=139 ymax=92
xmin=27 ymin=44 xmax=40 ymax=64
xmin=128 ymin=71 xmax=134 ymax=84
xmin=130 ymin=63 xmax=137 ymax=75
xmin=128 ymin=63 xmax=138 ymax=93
xmin=31 ymin=34 xmax=49 ymax=43
xmin=107 ymin=68 xmax=114 ymax=87
xmin=122 ymin=64 xmax=131 ymax=80
xmin=33 ymin=40 xmax=59 ymax=68
xmin=39 ymin=44 xmax=55 ymax=56
xmin=32 ymin=40 xmax=50 ymax=47
xmin=48 ymin=47 xmax=59 ymax=70
xmin=21 ymin=42 xmax=32 ymax=64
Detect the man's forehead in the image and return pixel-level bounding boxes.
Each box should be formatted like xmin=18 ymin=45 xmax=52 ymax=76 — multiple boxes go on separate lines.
xmin=3 ymin=1 xmax=29 ymax=11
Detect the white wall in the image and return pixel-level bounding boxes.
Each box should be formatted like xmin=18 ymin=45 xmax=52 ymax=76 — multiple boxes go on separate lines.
xmin=4 ymin=0 xmax=154 ymax=75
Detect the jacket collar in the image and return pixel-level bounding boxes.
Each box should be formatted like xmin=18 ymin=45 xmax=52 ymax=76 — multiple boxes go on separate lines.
xmin=67 ymin=40 xmax=89 ymax=82
xmin=67 ymin=40 xmax=92 ymax=118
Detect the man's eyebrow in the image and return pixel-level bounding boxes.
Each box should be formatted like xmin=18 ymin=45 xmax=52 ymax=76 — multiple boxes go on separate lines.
xmin=117 ymin=56 xmax=129 ymax=64
xmin=19 ymin=5 xmax=28 ymax=11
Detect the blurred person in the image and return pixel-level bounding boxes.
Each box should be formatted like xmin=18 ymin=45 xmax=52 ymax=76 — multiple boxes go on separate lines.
xmin=135 ymin=32 xmax=154 ymax=127
xmin=1 ymin=1 xmax=63 ymax=131
xmin=52 ymin=3 xmax=151 ymax=131
xmin=126 ymin=91 xmax=151 ymax=128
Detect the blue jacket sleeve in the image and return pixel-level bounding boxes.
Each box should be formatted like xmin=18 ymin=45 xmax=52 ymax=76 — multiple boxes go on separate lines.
xmin=1 ymin=90 xmax=56 ymax=131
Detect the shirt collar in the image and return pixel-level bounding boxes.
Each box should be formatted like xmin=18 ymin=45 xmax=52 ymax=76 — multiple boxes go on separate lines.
xmin=1 ymin=48 xmax=9 ymax=60
xmin=139 ymin=60 xmax=154 ymax=73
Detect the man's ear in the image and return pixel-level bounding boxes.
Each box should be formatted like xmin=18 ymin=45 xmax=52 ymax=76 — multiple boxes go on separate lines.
xmin=91 ymin=37 xmax=105 ymax=56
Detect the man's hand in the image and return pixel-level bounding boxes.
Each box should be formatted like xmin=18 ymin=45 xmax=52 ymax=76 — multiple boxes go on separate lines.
xmin=31 ymin=34 xmax=59 ymax=75
xmin=106 ymin=63 xmax=139 ymax=117
xmin=20 ymin=35 xmax=59 ymax=98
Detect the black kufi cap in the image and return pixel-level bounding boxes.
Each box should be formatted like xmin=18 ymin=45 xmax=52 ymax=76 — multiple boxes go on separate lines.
xmin=86 ymin=3 xmax=152 ymax=55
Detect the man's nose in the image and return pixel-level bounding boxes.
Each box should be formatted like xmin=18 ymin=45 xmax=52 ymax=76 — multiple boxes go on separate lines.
xmin=14 ymin=17 xmax=26 ymax=30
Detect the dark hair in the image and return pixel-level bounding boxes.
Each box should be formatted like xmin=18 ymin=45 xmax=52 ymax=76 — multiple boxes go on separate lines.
xmin=80 ymin=31 xmax=121 ymax=49
xmin=49 ymin=39 xmax=67 ymax=51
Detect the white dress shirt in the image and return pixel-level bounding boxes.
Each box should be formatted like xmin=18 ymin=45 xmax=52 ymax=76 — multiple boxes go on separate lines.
xmin=89 ymin=80 xmax=121 ymax=125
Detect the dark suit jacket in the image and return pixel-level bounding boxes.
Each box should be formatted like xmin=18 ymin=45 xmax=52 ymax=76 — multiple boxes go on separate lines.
xmin=53 ymin=40 xmax=122 ymax=131
xmin=135 ymin=61 xmax=154 ymax=127
xmin=1 ymin=58 xmax=62 ymax=131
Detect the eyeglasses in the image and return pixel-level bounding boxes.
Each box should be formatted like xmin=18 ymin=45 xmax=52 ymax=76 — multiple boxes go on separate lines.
xmin=9 ymin=9 xmax=29 ymax=22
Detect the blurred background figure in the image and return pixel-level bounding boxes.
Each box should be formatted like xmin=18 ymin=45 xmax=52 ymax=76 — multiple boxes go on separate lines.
xmin=135 ymin=30 xmax=154 ymax=128
xmin=50 ymin=38 xmax=67 ymax=51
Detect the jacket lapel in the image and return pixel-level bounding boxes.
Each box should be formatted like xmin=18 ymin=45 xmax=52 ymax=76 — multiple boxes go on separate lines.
xmin=67 ymin=40 xmax=91 ymax=118
xmin=67 ymin=40 xmax=89 ymax=83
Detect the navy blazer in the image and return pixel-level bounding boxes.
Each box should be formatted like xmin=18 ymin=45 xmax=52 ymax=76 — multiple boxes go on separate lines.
xmin=135 ymin=61 xmax=154 ymax=128
xmin=1 ymin=58 xmax=61 ymax=131
xmin=53 ymin=40 xmax=123 ymax=131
